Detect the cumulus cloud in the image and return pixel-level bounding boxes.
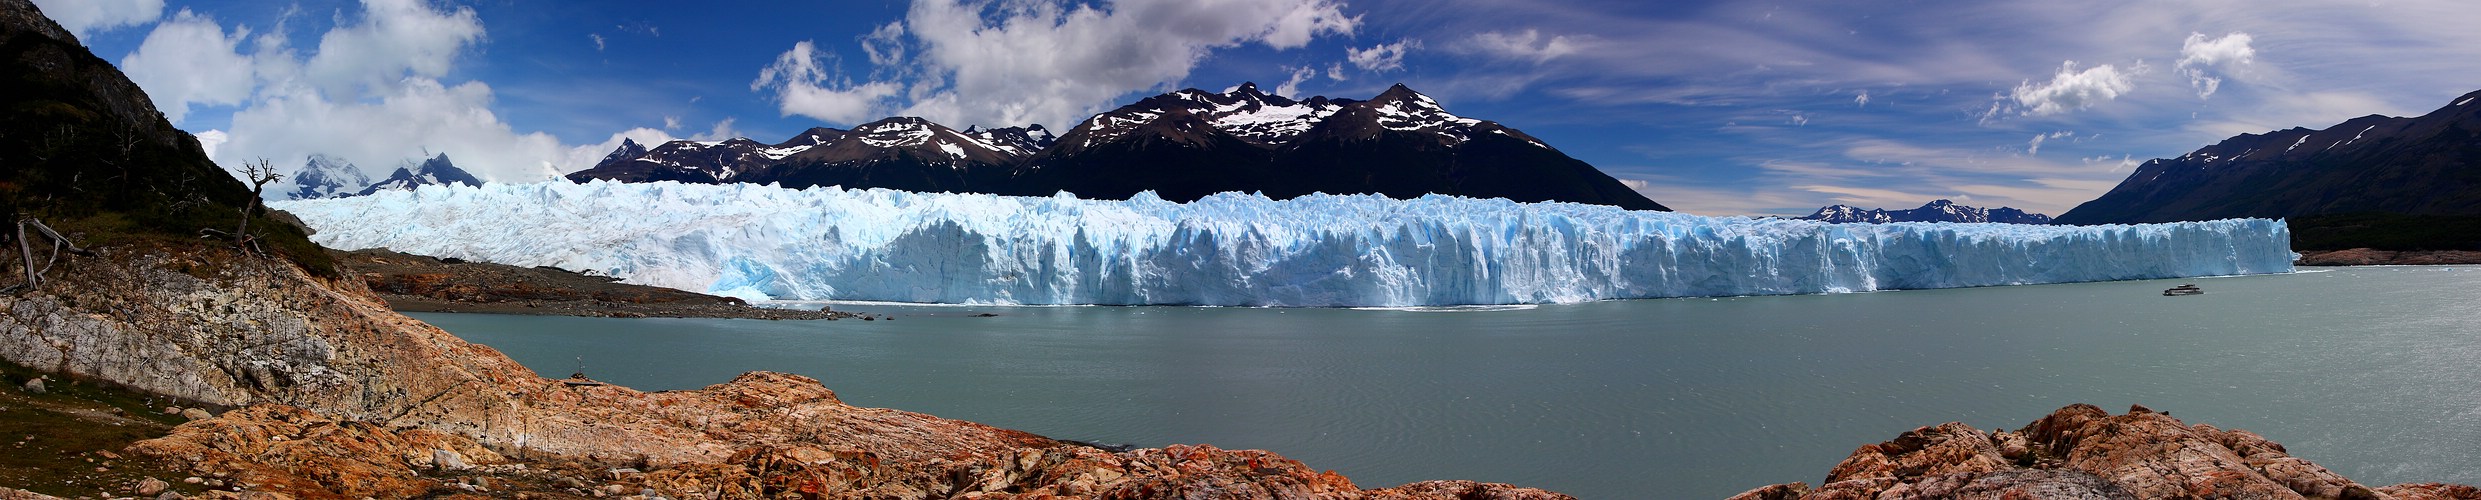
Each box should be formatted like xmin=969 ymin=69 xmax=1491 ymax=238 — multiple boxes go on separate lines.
xmin=28 ymin=0 xmax=163 ymax=39
xmin=118 ymin=9 xmax=254 ymax=123
xmin=751 ymin=40 xmax=903 ymax=124
xmin=753 ymin=0 xmax=1358 ymax=129
xmin=123 ymin=0 xmax=649 ymax=184
xmin=297 ymin=0 xmax=485 ymax=99
xmin=2009 ymin=61 xmax=2136 ymax=116
xmin=1853 ymin=90 xmax=1870 ymax=108
xmin=1459 ymin=29 xmax=1579 ymax=64
xmin=1347 ymin=39 xmax=1416 ymax=72
xmin=2177 ymin=32 xmax=2254 ymax=99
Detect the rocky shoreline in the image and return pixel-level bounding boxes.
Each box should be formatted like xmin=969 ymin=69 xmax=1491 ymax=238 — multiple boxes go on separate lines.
xmin=0 ymin=241 xmax=1566 ymax=499
xmin=1731 ymin=404 xmax=2479 ymax=500
xmin=2294 ymin=248 xmax=2481 ymax=266
xmin=332 ymin=248 xmax=863 ymax=320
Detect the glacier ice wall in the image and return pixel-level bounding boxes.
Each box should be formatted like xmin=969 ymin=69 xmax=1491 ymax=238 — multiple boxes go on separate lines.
xmin=274 ymin=181 xmax=2295 ymax=307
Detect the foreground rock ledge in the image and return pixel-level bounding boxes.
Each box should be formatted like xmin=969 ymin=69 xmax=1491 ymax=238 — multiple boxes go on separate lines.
xmin=1730 ymin=404 xmax=2481 ymax=500
xmin=0 ymin=241 xmax=1567 ymax=499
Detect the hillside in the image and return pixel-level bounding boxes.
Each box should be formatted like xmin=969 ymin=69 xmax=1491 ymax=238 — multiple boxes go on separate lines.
xmin=2055 ymin=89 xmax=2481 ymax=250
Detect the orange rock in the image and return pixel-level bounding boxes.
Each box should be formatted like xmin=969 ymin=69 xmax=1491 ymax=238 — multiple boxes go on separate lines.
xmin=1742 ymin=403 xmax=2477 ymax=500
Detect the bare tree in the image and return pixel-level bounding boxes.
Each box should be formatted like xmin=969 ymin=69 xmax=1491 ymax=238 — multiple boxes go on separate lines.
xmin=202 ymin=157 xmax=282 ymax=256
xmin=2 ymin=216 xmax=93 ymax=294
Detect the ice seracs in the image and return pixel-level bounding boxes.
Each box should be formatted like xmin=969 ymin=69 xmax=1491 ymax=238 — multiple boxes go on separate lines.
xmin=276 ymin=182 xmax=2294 ymax=308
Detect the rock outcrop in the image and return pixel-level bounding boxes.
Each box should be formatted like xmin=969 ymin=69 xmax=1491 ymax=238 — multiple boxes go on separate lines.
xmin=1733 ymin=404 xmax=2481 ymax=500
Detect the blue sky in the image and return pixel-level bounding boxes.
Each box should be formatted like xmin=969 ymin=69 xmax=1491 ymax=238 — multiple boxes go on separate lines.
xmin=42 ymin=0 xmax=2481 ymax=215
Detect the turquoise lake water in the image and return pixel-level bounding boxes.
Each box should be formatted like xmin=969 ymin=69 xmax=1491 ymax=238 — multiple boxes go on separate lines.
xmin=410 ymin=266 xmax=2481 ymax=498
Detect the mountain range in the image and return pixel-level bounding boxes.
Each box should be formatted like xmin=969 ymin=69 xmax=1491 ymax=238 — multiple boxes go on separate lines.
xmin=1799 ymin=200 xmax=2053 ymax=224
xmin=2057 ymin=89 xmax=2481 ymax=225
xmin=278 ymin=153 xmax=486 ymax=200
xmin=2056 ymin=88 xmax=2481 ymax=250
xmin=567 ymin=82 xmax=1668 ymax=211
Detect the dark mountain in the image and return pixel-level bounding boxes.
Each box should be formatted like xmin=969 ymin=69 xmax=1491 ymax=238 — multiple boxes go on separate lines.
xmin=283 ymin=154 xmax=370 ymax=200
xmin=568 ymin=82 xmax=1668 ymax=210
xmin=2056 ymin=89 xmax=2481 ymax=225
xmin=568 ymin=119 xmax=1053 ymax=194
xmin=760 ymin=117 xmax=1033 ymax=193
xmin=1012 ymin=83 xmax=1668 ymax=210
xmin=358 ymin=153 xmax=484 ymax=195
xmin=571 ymin=136 xmax=781 ymax=184
xmin=0 ymin=0 xmax=328 ymax=272
xmin=1801 ymin=200 xmax=2053 ymax=224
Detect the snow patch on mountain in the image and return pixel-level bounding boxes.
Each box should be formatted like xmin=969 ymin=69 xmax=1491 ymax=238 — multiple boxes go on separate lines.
xmin=277 ymin=182 xmax=2290 ymax=307
xmin=279 ymin=154 xmax=370 ymax=200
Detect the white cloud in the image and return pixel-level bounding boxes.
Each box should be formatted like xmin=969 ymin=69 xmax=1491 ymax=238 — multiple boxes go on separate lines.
xmin=1347 ymin=39 xmax=1416 ymax=72
xmin=754 ymin=0 xmax=1358 ymax=129
xmin=2176 ymin=32 xmax=2254 ymax=99
xmin=28 ymin=0 xmax=163 ymax=40
xmin=298 ymin=0 xmax=485 ymax=100
xmin=751 ymin=40 xmax=903 ymax=124
xmin=1273 ymin=66 xmax=1319 ymax=98
xmin=1853 ymin=90 xmax=1869 ymax=108
xmin=194 ymin=129 xmax=227 ymax=160
xmin=125 ymin=0 xmax=657 ymax=184
xmin=1460 ymin=29 xmax=1579 ymax=64
xmin=2009 ymin=61 xmax=2136 ymax=116
xmin=589 ymin=33 xmax=605 ymax=51
xmin=118 ymin=9 xmax=254 ymax=123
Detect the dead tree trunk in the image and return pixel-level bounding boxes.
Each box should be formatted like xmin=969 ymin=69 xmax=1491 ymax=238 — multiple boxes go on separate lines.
xmin=14 ymin=222 xmax=30 ymax=290
xmin=202 ymin=158 xmax=283 ymax=256
xmin=4 ymin=217 xmax=92 ymax=294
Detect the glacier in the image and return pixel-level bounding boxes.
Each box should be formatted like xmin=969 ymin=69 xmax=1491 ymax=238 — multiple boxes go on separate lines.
xmin=272 ymin=181 xmax=2296 ymax=307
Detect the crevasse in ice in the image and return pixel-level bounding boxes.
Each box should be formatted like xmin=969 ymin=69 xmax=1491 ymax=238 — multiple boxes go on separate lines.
xmin=273 ymin=181 xmax=2296 ymax=307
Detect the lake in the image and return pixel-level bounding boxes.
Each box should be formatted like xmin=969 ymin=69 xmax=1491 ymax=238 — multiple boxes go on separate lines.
xmin=410 ymin=266 xmax=2481 ymax=498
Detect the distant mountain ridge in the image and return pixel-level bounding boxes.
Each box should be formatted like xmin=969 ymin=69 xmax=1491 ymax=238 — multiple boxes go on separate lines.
xmin=567 ymin=83 xmax=1667 ymax=211
xmin=273 ymin=152 xmax=485 ymax=200
xmin=2056 ymin=89 xmax=2481 ymax=225
xmin=1800 ymin=200 xmax=2053 ymax=224
xmin=358 ymin=153 xmax=484 ymax=195
xmin=284 ymin=154 xmax=369 ymax=200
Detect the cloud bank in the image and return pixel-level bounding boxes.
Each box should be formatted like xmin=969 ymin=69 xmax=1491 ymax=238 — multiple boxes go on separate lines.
xmin=29 ymin=0 xmax=163 ymax=39
xmin=114 ymin=0 xmax=681 ymax=184
xmin=753 ymin=0 xmax=1359 ymax=129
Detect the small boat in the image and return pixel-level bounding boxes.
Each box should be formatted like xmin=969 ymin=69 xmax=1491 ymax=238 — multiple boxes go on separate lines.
xmin=2163 ymin=284 xmax=2203 ymax=296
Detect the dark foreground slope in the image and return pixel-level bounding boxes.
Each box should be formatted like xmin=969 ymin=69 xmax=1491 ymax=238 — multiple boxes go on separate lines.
xmin=0 ymin=2 xmax=1563 ymax=498
xmin=0 ymin=0 xmax=328 ymax=273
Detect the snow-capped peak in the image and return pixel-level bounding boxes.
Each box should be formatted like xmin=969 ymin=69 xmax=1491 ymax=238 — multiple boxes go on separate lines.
xmin=279 ymin=154 xmax=372 ymax=200
xmin=1367 ymin=83 xmax=1483 ymax=141
xmin=603 ymin=138 xmax=650 ymax=164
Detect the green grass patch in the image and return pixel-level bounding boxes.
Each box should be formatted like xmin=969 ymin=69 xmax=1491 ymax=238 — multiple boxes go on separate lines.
xmin=0 ymin=358 xmax=205 ymax=498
